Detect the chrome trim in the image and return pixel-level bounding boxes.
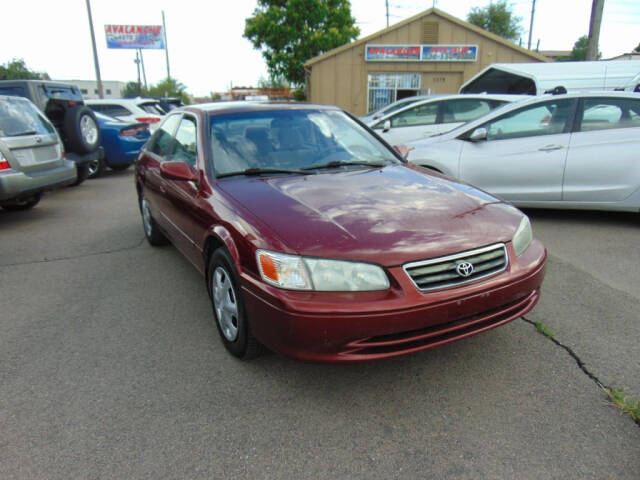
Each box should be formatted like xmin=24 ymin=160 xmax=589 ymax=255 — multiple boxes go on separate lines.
xmin=403 ymin=243 xmax=508 ymax=292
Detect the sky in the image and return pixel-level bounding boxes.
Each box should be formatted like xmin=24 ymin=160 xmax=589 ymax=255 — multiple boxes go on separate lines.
xmin=1 ymin=0 xmax=638 ymax=97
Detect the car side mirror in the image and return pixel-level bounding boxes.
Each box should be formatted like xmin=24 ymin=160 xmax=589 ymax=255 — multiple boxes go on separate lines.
xmin=469 ymin=127 xmax=487 ymax=142
xmin=393 ymin=144 xmax=410 ymax=159
xmin=160 ymin=161 xmax=198 ymax=182
xmin=382 ymin=119 xmax=391 ymax=133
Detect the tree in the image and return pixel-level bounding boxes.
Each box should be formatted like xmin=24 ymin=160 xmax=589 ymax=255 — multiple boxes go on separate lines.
xmin=633 ymin=43 xmax=640 ymax=53
xmin=244 ymin=0 xmax=359 ymax=86
xmin=121 ymin=78 xmax=190 ymax=103
xmin=147 ymin=77 xmax=190 ymax=103
xmin=0 ymin=58 xmax=46 ymax=80
xmin=557 ymin=35 xmax=599 ymax=61
xmin=570 ymin=35 xmax=588 ymax=60
xmin=467 ymin=0 xmax=522 ymax=43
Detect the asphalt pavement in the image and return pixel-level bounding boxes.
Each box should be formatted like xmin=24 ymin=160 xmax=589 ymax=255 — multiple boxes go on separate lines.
xmin=1 ymin=170 xmax=638 ymax=479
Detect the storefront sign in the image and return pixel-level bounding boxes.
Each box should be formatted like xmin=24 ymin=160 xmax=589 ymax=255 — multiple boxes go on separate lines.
xmin=365 ymin=45 xmax=421 ymax=61
xmin=105 ymin=25 xmax=165 ymax=49
xmin=366 ymin=44 xmax=478 ymax=62
xmin=422 ymin=45 xmax=477 ymax=62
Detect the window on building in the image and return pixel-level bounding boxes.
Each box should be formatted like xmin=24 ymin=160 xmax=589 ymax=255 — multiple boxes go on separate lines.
xmin=80 ymin=89 xmax=88 ymax=94
xmin=367 ymin=73 xmax=422 ymax=113
xmin=106 ymin=89 xmax=111 ymax=95
xmin=94 ymin=89 xmax=98 ymax=94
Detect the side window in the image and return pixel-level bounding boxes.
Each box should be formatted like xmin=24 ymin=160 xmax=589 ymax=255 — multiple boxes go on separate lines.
xmin=580 ymin=98 xmax=640 ymax=132
xmin=484 ymin=99 xmax=575 ymax=141
xmin=443 ymin=99 xmax=496 ymax=123
xmin=390 ymin=102 xmax=438 ymax=127
xmin=169 ymin=116 xmax=198 ymax=167
xmin=148 ymin=114 xmax=181 ymax=157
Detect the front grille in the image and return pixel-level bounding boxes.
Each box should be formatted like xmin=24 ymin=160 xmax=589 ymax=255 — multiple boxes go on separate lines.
xmin=403 ymin=243 xmax=508 ymax=291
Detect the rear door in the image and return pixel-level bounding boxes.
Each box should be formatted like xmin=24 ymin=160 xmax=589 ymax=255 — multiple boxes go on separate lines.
xmin=458 ymin=98 xmax=576 ymax=201
xmin=563 ymin=96 xmax=640 ymax=202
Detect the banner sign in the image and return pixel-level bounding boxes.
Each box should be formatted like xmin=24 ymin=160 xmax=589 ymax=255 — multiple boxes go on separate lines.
xmin=105 ymin=25 xmax=165 ymax=50
xmin=366 ymin=44 xmax=478 ymax=62
xmin=365 ymin=45 xmax=421 ymax=61
xmin=422 ymin=45 xmax=477 ymax=61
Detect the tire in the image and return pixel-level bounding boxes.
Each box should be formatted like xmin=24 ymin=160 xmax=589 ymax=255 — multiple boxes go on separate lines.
xmin=1 ymin=193 xmax=42 ymax=211
xmin=139 ymin=192 xmax=169 ymax=246
xmin=208 ymin=248 xmax=262 ymax=359
xmin=69 ymin=163 xmax=90 ymax=187
xmin=88 ymin=156 xmax=106 ymax=178
xmin=110 ymin=163 xmax=131 ymax=172
xmin=63 ymin=106 xmax=101 ymax=154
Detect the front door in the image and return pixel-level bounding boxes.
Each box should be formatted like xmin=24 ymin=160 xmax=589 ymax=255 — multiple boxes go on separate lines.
xmin=459 ymin=99 xmax=576 ymax=202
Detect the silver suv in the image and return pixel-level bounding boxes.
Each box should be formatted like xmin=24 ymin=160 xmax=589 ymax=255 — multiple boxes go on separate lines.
xmin=0 ymin=95 xmax=76 ymax=211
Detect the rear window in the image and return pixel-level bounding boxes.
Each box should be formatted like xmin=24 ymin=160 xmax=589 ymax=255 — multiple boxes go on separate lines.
xmin=89 ymin=104 xmax=132 ymax=118
xmin=139 ymin=102 xmax=164 ymax=115
xmin=0 ymin=97 xmax=55 ymax=137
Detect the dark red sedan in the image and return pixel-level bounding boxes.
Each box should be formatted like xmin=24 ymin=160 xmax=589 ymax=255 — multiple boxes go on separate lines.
xmin=135 ymin=102 xmax=546 ymax=363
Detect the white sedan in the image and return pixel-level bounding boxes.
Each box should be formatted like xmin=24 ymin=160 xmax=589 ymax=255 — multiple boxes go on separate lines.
xmin=85 ymin=98 xmax=165 ymax=131
xmin=407 ymin=92 xmax=640 ymax=212
xmin=368 ymin=94 xmax=527 ymax=145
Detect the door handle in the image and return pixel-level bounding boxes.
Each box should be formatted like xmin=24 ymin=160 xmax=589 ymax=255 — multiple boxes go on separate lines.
xmin=538 ymin=144 xmax=564 ymax=152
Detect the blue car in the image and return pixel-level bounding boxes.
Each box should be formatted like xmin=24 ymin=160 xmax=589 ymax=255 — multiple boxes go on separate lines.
xmin=88 ymin=112 xmax=150 ymax=178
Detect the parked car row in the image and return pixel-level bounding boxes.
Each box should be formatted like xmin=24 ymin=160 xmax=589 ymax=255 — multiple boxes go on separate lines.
xmin=0 ymin=83 xmax=159 ymax=210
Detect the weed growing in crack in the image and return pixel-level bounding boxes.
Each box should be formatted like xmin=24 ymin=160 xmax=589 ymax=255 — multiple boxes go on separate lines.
xmin=605 ymin=387 xmax=640 ymax=423
xmin=534 ymin=321 xmax=555 ymax=339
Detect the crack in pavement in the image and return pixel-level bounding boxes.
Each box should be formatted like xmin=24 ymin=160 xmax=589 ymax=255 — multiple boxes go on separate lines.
xmin=521 ymin=315 xmax=640 ymax=427
xmin=0 ymin=236 xmax=147 ymax=269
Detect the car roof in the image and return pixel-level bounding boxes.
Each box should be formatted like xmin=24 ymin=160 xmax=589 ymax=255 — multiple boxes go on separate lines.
xmin=85 ymin=97 xmax=159 ymax=104
xmin=178 ymin=101 xmax=340 ymax=116
xmin=408 ymin=90 xmax=640 ymax=146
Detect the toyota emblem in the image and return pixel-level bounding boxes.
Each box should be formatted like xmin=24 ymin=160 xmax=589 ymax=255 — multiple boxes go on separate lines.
xmin=456 ymin=261 xmax=474 ymax=277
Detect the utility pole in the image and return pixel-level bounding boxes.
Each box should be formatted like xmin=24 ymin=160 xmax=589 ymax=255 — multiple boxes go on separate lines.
xmin=586 ymin=0 xmax=605 ymax=60
xmin=385 ymin=0 xmax=389 ymax=28
xmin=162 ymin=10 xmax=171 ymax=81
xmin=135 ymin=51 xmax=141 ymax=95
xmin=85 ymin=0 xmax=104 ymax=99
xmin=527 ymin=0 xmax=536 ymax=50
xmin=138 ymin=49 xmax=147 ymax=91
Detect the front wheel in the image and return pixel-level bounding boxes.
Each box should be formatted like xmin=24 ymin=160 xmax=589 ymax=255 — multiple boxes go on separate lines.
xmin=208 ymin=248 xmax=261 ymax=359
xmin=139 ymin=193 xmax=169 ymax=246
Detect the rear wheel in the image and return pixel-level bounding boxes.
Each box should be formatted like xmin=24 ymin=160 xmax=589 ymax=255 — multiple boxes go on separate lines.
xmin=88 ymin=156 xmax=106 ymax=178
xmin=208 ymin=248 xmax=261 ymax=359
xmin=139 ymin=193 xmax=169 ymax=246
xmin=69 ymin=163 xmax=90 ymax=187
xmin=1 ymin=193 xmax=42 ymax=211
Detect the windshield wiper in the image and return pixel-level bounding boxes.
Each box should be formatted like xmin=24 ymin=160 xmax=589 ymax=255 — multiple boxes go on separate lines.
xmin=302 ymin=160 xmax=387 ymax=171
xmin=9 ymin=130 xmax=38 ymax=137
xmin=216 ymin=167 xmax=316 ymax=179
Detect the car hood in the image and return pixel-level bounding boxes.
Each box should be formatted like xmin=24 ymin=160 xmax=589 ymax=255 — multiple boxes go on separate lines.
xmin=219 ymin=165 xmax=523 ymax=266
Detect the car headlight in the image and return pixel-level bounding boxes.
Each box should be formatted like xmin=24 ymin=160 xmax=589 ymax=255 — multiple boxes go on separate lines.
xmin=256 ymin=250 xmax=390 ymax=291
xmin=513 ymin=215 xmax=533 ymax=256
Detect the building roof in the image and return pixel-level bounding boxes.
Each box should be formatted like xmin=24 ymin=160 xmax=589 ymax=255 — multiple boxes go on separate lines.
xmin=305 ymin=7 xmax=549 ymax=67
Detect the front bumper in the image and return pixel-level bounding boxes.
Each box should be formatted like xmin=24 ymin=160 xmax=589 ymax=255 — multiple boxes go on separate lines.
xmin=0 ymin=160 xmax=77 ymax=202
xmin=241 ymin=240 xmax=546 ymax=363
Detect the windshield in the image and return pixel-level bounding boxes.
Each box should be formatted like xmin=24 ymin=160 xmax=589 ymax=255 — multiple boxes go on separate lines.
xmin=0 ymin=96 xmax=55 ymax=137
xmin=210 ymin=109 xmax=400 ymax=176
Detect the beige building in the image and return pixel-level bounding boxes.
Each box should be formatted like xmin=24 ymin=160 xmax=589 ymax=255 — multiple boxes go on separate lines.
xmin=304 ymin=8 xmax=549 ymax=116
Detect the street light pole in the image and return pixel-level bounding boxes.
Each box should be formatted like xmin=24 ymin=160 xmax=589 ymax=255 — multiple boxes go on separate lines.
xmin=85 ymin=0 xmax=104 ymax=99
xmin=162 ymin=10 xmax=171 ymax=81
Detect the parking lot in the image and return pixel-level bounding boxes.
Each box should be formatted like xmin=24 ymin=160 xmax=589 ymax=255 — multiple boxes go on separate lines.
xmin=1 ymin=170 xmax=639 ymax=479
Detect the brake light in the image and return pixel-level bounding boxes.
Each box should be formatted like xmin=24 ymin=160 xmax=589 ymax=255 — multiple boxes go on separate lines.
xmin=135 ymin=117 xmax=161 ymax=124
xmin=0 ymin=151 xmax=9 ymax=170
xmin=120 ymin=126 xmax=149 ymax=136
